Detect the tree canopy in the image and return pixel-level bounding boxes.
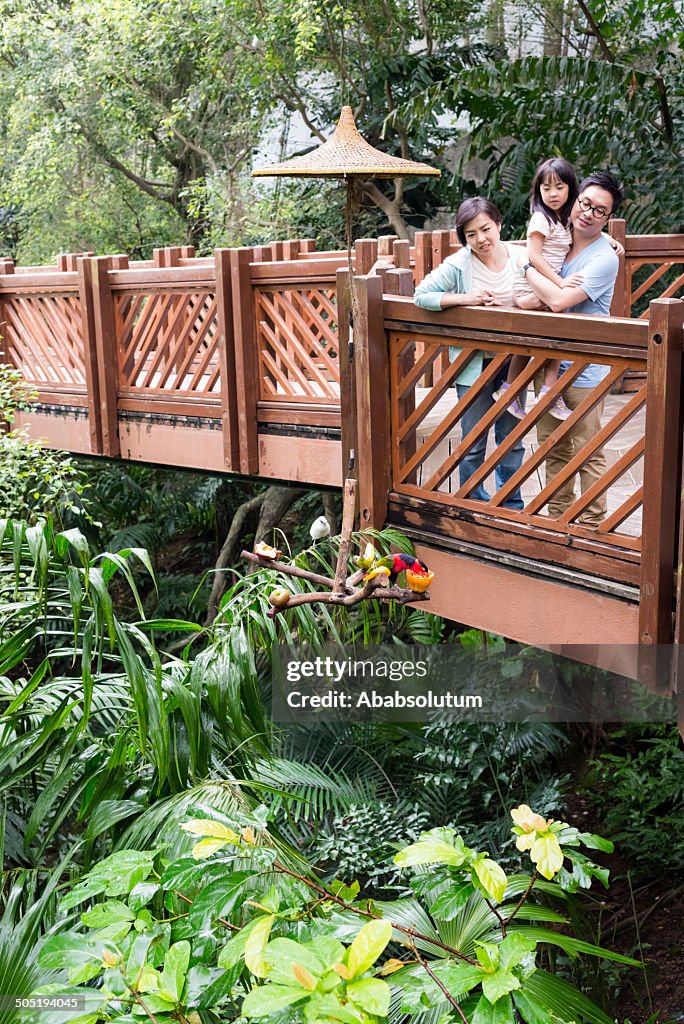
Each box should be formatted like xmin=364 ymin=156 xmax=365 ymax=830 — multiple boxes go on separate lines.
xmin=0 ymin=0 xmax=681 ymax=260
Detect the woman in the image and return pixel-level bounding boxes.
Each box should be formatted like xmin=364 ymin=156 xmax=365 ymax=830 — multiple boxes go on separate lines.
xmin=413 ymin=196 xmax=526 ymax=510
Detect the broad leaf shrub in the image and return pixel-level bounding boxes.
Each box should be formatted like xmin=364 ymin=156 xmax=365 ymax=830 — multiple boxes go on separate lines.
xmin=37 ymin=806 xmax=640 ymax=1023
xmin=0 ymin=364 xmax=90 ymax=526
xmin=586 ymin=724 xmax=684 ymax=877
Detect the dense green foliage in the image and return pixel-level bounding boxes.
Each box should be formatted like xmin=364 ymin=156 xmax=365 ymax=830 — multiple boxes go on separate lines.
xmin=34 ymin=806 xmax=638 ymax=1024
xmin=0 ymin=0 xmax=681 ymax=259
xmin=587 ymin=725 xmax=684 ymax=877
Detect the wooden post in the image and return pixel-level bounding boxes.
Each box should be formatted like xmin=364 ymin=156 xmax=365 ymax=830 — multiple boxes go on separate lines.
xmin=0 ymin=261 xmax=14 ymax=376
xmin=77 ymin=257 xmax=104 ymax=454
xmin=354 ymin=274 xmax=390 ymax=529
xmin=214 ymin=249 xmax=241 ymax=470
xmin=392 ymin=239 xmax=410 ymax=269
xmin=432 ymin=230 xmax=450 ymax=270
xmin=299 ymin=239 xmax=316 ymax=254
xmin=354 ymin=239 xmax=378 ymax=276
xmin=152 ymin=246 xmax=193 ymax=267
xmin=414 ymin=232 xmax=432 ymax=285
xmin=283 ymin=240 xmax=301 ymax=261
xmin=386 ymin=269 xmax=414 ymax=297
xmin=87 ymin=255 xmax=129 ymax=457
xmin=639 ymin=298 xmax=684 ymax=692
xmin=230 ymin=247 xmax=259 ymax=474
xmin=608 ymin=219 xmax=629 ymax=317
xmin=378 ymin=235 xmax=399 ymax=257
xmin=337 ymin=269 xmax=357 ymax=481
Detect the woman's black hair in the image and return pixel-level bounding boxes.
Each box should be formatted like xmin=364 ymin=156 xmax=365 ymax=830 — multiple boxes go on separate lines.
xmin=454 ymin=196 xmax=503 ymax=246
xmin=530 ymin=157 xmax=578 ymax=227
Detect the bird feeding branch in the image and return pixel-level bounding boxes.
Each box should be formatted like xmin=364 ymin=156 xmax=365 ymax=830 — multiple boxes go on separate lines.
xmin=241 ymin=479 xmax=433 ymax=618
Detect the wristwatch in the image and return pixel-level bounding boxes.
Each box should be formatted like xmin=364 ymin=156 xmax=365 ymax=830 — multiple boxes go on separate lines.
xmin=521 ymin=262 xmax=533 ymax=276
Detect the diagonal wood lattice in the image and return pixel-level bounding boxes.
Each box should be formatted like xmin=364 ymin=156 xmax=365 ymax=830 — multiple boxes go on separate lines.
xmin=255 ymin=285 xmax=339 ymax=402
xmin=115 ymin=291 xmax=220 ymax=394
xmin=390 ymin=332 xmax=646 ymax=552
xmin=2 ymin=293 xmax=85 ymax=387
xmin=627 ymin=260 xmax=684 ymax=318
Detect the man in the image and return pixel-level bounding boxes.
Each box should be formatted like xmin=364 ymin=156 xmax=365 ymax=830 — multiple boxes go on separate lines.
xmin=523 ymin=171 xmax=624 ymax=525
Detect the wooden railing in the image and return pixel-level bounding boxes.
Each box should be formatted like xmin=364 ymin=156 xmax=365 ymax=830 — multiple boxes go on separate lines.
xmin=353 ymin=277 xmax=684 ymax=650
xmin=3 ymin=234 xmax=684 ymax=659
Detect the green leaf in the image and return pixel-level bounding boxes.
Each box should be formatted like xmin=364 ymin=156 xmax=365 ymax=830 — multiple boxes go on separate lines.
xmin=159 ymin=940 xmax=190 ymax=1004
xmin=472 ymin=857 xmax=507 ymax=903
xmin=430 ymin=881 xmax=474 ymax=919
xmin=129 ymin=882 xmax=161 ymax=910
xmin=88 ymin=850 xmax=156 ymax=897
xmin=472 ymin=993 xmax=516 ymax=1023
xmin=476 ymin=942 xmax=499 ymax=971
xmin=60 ymin=876 xmax=108 ymax=911
xmin=432 ymin=962 xmax=484 ymax=997
xmin=67 ymin=960 xmax=104 ymax=986
xmin=81 ymin=900 xmax=136 ymax=928
xmin=516 ymin=969 xmax=615 ymax=1024
xmin=218 ymin=920 xmax=257 ymax=970
xmin=263 ymin=938 xmax=325 ymax=986
xmin=577 ymin=832 xmax=614 ymax=853
xmin=242 ymin=985 xmax=309 ymax=1018
xmin=38 ymin=933 xmax=101 ymax=970
xmin=395 ymin=829 xmax=468 ymax=868
xmin=507 ymin=927 xmax=642 ymax=966
xmin=482 ymin=970 xmax=520 ymax=1004
xmin=346 ymin=919 xmax=392 ymax=979
xmin=245 ymin=915 xmax=275 ymax=978
xmin=346 ymin=977 xmax=391 ymax=1016
xmin=498 ymin=934 xmax=537 ymax=971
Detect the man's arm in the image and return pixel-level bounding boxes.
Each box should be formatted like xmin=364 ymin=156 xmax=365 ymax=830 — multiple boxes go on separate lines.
xmin=525 ymin=267 xmax=588 ymax=312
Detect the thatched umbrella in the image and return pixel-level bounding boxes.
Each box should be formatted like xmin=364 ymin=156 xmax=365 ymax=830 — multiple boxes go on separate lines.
xmin=253 ymin=105 xmax=440 ymax=286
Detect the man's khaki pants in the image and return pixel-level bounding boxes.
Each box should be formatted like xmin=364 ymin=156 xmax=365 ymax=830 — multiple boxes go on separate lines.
xmin=535 ymin=384 xmax=606 ymax=525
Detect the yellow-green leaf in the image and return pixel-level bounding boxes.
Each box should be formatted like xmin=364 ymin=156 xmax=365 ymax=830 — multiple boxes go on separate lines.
xmin=190 ymin=837 xmax=231 ymax=860
xmin=530 ymin=834 xmax=564 ymax=880
xmin=346 ymin=920 xmax=392 ymax=979
xmin=182 ymin=819 xmax=240 ymax=841
xmin=245 ymin=915 xmax=275 ymax=978
xmin=472 ymin=857 xmax=507 ymax=903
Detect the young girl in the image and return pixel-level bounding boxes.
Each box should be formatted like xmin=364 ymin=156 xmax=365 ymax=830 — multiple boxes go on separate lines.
xmin=495 ymin=157 xmax=583 ymax=421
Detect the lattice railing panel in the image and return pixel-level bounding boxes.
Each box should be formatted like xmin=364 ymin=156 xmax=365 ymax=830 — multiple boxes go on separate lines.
xmin=628 ymin=260 xmax=684 ymax=318
xmin=256 ymin=286 xmax=339 ymax=403
xmin=2 ymin=293 xmax=85 ymax=387
xmin=390 ymin=332 xmax=646 ymax=549
xmin=115 ymin=291 xmax=220 ymax=394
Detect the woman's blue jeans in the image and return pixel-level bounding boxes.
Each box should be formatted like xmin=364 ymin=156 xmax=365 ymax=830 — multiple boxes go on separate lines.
xmin=455 ymin=365 xmax=525 ymax=511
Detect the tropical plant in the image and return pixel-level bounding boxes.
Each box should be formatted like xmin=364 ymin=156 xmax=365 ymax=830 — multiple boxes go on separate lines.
xmin=35 ymin=804 xmax=641 ymax=1023
xmin=0 ymin=518 xmax=268 ymax=870
xmin=585 ymin=724 xmax=684 ymax=877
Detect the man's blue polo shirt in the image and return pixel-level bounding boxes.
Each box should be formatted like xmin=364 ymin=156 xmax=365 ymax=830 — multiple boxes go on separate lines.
xmin=558 ymin=234 xmax=619 ymax=388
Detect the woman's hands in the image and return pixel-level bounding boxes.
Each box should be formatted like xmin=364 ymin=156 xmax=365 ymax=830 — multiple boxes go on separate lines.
xmin=441 ymin=289 xmax=500 ymax=307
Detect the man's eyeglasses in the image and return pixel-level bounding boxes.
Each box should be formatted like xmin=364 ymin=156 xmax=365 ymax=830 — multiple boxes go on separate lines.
xmin=576 ymin=196 xmax=611 ymax=220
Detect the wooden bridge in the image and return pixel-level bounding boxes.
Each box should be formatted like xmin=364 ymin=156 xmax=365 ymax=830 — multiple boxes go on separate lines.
xmin=2 ymin=225 xmax=684 ymax=687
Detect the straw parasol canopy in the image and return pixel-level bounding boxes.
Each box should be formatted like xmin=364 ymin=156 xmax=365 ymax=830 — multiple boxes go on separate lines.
xmin=252 ymin=106 xmax=440 ymax=180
